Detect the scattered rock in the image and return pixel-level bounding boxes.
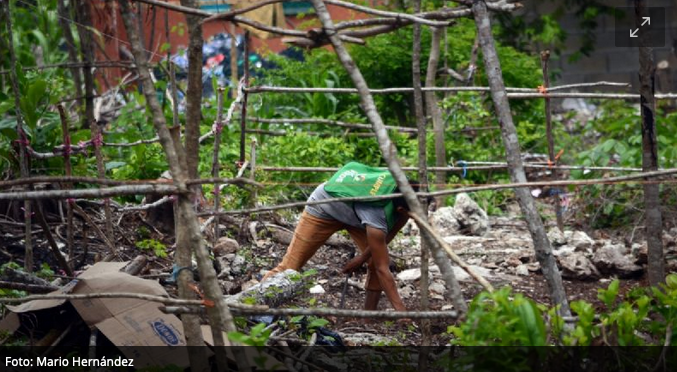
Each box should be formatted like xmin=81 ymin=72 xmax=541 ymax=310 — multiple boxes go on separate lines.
xmin=548 ymin=229 xmax=567 ymax=246
xmin=231 ymin=255 xmax=246 ymax=274
xmin=567 ymin=231 xmax=594 ymax=251
xmin=526 ymin=263 xmax=540 ymax=272
xmin=558 ymin=253 xmax=600 ymax=281
xmin=505 ymin=256 xmax=523 ymax=268
xmin=213 ymin=237 xmax=239 ymax=256
xmin=341 ymin=332 xmax=397 ymax=346
xmin=309 ymin=284 xmax=325 ymax=294
xmin=515 ymin=264 xmax=529 ymax=276
xmin=552 ymin=245 xmax=576 ymax=257
xmin=452 ymin=193 xmax=490 ymax=236
xmin=592 ymin=244 xmax=643 ymax=278
xmin=429 ymin=281 xmax=446 ymax=295
xmin=396 ymin=268 xmax=421 ymax=282
xmin=631 ymin=243 xmax=647 ymax=265
xmin=430 ymin=207 xmax=461 ymax=236
xmin=398 ymin=283 xmax=416 ymax=299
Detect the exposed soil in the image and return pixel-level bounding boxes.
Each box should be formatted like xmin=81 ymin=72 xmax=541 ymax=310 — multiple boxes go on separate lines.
xmin=0 ymin=196 xmax=673 ymax=347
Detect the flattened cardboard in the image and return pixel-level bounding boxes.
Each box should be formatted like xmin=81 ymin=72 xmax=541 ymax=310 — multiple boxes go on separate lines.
xmin=1 ymin=262 xmax=190 ymax=369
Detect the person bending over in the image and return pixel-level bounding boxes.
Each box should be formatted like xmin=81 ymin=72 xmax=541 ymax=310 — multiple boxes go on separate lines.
xmin=263 ymin=163 xmax=413 ymax=311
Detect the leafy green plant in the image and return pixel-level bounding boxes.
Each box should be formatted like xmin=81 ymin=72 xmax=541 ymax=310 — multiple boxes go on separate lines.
xmin=135 ymin=239 xmax=168 ymax=258
xmin=448 ymin=286 xmax=547 ymax=346
xmin=227 ymin=322 xmax=272 ymax=347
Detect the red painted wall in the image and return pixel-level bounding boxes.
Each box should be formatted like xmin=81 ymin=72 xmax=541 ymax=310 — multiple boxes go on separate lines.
xmin=90 ymin=1 xmax=365 ymax=88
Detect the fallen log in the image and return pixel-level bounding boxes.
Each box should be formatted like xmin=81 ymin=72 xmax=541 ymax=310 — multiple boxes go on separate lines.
xmin=0 ymin=280 xmax=59 ymax=293
xmin=225 ymin=269 xmax=305 ymax=307
xmin=1 ymin=267 xmax=56 ymax=287
xmin=120 ymin=255 xmax=149 ymax=275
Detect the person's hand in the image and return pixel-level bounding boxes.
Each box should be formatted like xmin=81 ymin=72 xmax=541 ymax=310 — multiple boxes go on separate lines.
xmin=342 ymin=254 xmax=368 ymax=274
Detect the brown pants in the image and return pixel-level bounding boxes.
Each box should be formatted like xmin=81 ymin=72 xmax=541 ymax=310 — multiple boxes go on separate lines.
xmin=264 ymin=211 xmax=382 ymax=291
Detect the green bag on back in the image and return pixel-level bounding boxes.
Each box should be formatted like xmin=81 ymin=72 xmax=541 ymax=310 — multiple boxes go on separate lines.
xmin=324 ymin=162 xmax=399 ymax=230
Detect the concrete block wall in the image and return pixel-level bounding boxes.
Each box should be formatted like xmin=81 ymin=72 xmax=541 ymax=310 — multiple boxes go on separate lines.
xmin=520 ymin=0 xmax=677 ymax=93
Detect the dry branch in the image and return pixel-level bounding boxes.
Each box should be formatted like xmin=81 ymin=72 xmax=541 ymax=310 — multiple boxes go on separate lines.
xmin=0 ymin=184 xmax=179 ymax=201
xmin=3 ymin=0 xmax=33 ymax=272
xmin=325 ymin=0 xmax=450 ymax=27
xmin=310 ymin=0 xmax=467 ymax=313
xmin=171 ymin=306 xmax=459 ymax=320
xmin=408 ymin=212 xmax=494 ymax=292
xmin=198 ymin=168 xmax=677 ymax=217
xmin=247 ymin=117 xmax=418 ymax=133
xmin=0 ymin=281 xmax=59 ymax=293
xmin=472 ymin=0 xmax=568 ymax=315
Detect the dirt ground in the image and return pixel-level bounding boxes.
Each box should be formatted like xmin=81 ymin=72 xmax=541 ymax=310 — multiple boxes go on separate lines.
xmin=0 ymin=197 xmax=672 ymax=347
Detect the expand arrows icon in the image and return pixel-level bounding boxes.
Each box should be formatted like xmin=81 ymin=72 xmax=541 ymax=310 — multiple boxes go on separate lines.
xmin=630 ymin=17 xmax=651 ymax=38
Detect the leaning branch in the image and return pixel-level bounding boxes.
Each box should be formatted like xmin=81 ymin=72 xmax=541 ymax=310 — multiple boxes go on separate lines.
xmin=325 ymin=0 xmax=450 ymax=27
xmin=0 ymin=184 xmax=180 ymax=201
xmin=198 ymin=168 xmax=677 ymax=216
xmin=165 ymin=306 xmax=459 ymax=320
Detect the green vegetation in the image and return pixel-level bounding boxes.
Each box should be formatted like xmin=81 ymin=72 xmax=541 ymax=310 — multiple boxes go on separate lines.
xmin=450 ymin=275 xmax=677 ymax=347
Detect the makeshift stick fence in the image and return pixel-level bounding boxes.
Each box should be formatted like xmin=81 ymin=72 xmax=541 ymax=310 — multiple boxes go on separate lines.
xmin=2 ymin=0 xmax=677 ymax=345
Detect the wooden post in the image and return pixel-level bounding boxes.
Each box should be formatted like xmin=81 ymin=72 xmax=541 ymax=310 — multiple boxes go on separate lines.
xmin=2 ymin=0 xmax=33 ymax=272
xmin=230 ymin=23 xmax=239 ymax=99
xmin=212 ymin=89 xmax=226 ymax=247
xmin=426 ymin=27 xmax=446 ymax=204
xmin=635 ymin=0 xmax=664 ymax=286
xmin=472 ymin=0 xmax=570 ymax=315
xmin=249 ymin=137 xmax=258 ymax=208
xmin=239 ymin=31 xmax=250 ymax=166
xmin=540 ymin=51 xmax=564 ymax=232
xmin=57 ymin=105 xmax=75 ymax=261
xmin=412 ymin=0 xmax=431 ymax=352
xmin=74 ymin=0 xmax=95 ymax=129
xmin=57 ymin=0 xmax=83 ymax=122
xmin=309 ymin=0 xmax=467 ymax=313
xmin=180 ymin=0 xmax=204 ymax=200
xmin=91 ymin=120 xmax=114 ymax=242
xmin=118 ymin=2 xmax=249 ymax=371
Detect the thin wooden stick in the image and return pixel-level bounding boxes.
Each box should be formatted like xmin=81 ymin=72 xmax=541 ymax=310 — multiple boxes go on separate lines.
xmin=411 ymin=0 xmax=432 ymax=348
xmin=57 ymin=105 xmax=75 ymax=261
xmin=34 ymin=202 xmax=74 ymax=277
xmin=249 ymin=138 xmax=258 ymax=207
xmin=247 ymin=117 xmax=418 ymax=133
xmin=0 ymin=184 xmax=180 ymax=201
xmin=165 ymin=306 xmax=459 ymax=320
xmin=2 ymin=0 xmax=33 ymax=272
xmin=211 ymin=89 xmax=226 ymax=246
xmin=409 ymin=212 xmax=494 ymax=292
xmin=239 ymin=31 xmax=250 ymax=166
xmin=325 ymin=0 xmax=449 ymax=27
xmin=92 ymin=121 xmax=115 ymax=244
xmin=0 ymin=176 xmax=258 ymax=189
xmin=541 ymin=51 xmax=564 ymax=232
xmin=69 ymin=203 xmax=118 ymax=260
xmin=197 ymin=168 xmax=677 ymax=216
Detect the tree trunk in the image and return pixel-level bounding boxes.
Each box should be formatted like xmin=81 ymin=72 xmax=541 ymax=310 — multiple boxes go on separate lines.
xmin=118 ymin=2 xmax=250 ymax=371
xmin=310 ymin=0 xmax=467 ymax=313
xmin=74 ymin=0 xmax=95 ymax=129
xmin=2 ymin=0 xmax=33 ymax=272
xmin=540 ymin=50 xmax=564 ymax=232
xmin=412 ymin=0 xmax=432 ymax=357
xmin=180 ymin=0 xmax=204 ymax=199
xmin=425 ymin=27 xmax=447 ymax=202
xmin=57 ymin=0 xmax=83 ymax=122
xmin=635 ymin=0 xmax=664 ymax=287
xmin=471 ymin=0 xmax=570 ymax=315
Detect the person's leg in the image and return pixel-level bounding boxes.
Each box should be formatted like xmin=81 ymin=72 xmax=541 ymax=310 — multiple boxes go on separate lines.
xmin=346 ymin=227 xmax=383 ymax=310
xmin=263 ymin=211 xmax=342 ymax=280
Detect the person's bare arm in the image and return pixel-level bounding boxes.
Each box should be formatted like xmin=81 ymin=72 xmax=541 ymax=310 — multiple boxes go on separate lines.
xmin=365 ymin=226 xmax=406 ymax=311
xmin=342 ymin=210 xmax=409 ymax=274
